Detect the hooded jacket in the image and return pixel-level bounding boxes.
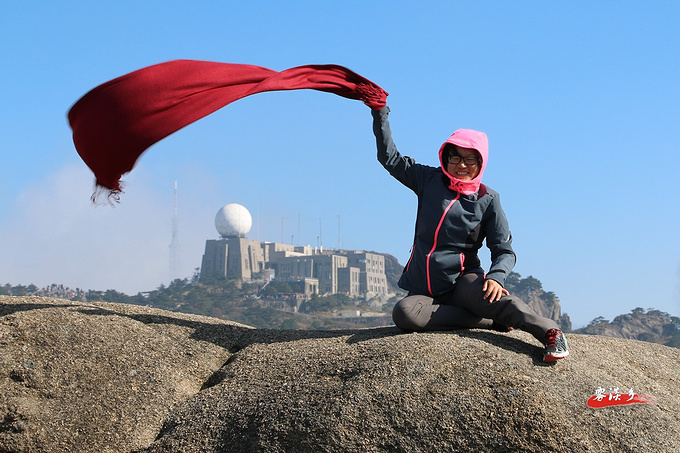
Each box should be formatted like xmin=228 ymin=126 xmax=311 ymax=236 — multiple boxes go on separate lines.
xmin=372 ymin=106 xmax=516 ymax=297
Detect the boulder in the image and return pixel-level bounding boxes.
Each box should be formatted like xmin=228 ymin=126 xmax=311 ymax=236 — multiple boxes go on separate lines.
xmin=0 ymin=296 xmax=246 ymax=452
xmin=2 ymin=296 xmax=679 ymax=452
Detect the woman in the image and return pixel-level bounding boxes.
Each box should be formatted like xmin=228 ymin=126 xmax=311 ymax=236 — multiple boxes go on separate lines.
xmin=371 ymin=106 xmax=569 ymax=362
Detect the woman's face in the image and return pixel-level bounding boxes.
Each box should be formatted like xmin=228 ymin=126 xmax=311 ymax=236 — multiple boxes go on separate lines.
xmin=446 ymin=145 xmax=481 ymax=181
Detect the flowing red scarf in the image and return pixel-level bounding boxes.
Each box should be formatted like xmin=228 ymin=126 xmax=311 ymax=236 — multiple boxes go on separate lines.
xmin=68 ymin=60 xmax=388 ymax=200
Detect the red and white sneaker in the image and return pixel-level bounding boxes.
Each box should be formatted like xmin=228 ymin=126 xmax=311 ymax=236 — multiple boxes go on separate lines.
xmin=543 ymin=329 xmax=570 ymax=362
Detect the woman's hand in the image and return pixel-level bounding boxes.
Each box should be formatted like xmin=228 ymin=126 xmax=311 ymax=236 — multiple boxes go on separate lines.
xmin=482 ymin=279 xmax=509 ymax=303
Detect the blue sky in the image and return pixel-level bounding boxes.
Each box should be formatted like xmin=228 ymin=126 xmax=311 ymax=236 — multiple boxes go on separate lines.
xmin=1 ymin=1 xmax=678 ymax=328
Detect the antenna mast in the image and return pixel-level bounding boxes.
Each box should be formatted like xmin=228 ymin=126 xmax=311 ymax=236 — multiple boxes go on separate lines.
xmin=170 ymin=180 xmax=179 ymax=280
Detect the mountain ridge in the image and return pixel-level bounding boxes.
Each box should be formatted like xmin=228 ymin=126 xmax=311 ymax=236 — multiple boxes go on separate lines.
xmin=3 ymin=264 xmax=679 ymax=349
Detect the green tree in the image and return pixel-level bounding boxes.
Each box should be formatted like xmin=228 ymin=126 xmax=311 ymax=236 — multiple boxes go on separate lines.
xmin=145 ymin=289 xmax=174 ymax=310
xmin=505 ymin=272 xmax=522 ymax=288
xmin=86 ymin=290 xmax=104 ymax=301
xmin=301 ymin=294 xmax=352 ymax=313
xmin=102 ymin=289 xmax=131 ymax=303
xmin=588 ymin=316 xmax=609 ymax=326
xmin=279 ymin=318 xmax=299 ymax=329
xmin=637 ymin=332 xmax=657 ymax=342
xmin=519 ymin=275 xmax=543 ymax=292
xmin=667 ymin=330 xmax=680 ymax=348
xmin=262 ymin=280 xmax=293 ymax=296
xmin=238 ymin=306 xmax=285 ymax=328
xmin=11 ymin=285 xmax=30 ymax=296
xmin=670 ymin=316 xmax=680 ymax=330
xmin=540 ymin=291 xmax=557 ymax=304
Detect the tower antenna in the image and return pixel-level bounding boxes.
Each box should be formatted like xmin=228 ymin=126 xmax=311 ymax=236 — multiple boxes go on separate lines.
xmin=170 ymin=180 xmax=179 ymax=280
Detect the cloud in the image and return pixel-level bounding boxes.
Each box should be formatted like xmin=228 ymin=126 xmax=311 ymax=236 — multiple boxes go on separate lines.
xmin=0 ymin=164 xmax=210 ymax=294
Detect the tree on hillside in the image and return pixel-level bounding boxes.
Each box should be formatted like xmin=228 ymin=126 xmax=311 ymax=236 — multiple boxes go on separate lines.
xmin=504 ymin=273 xmax=543 ymax=295
xmin=261 ymin=280 xmax=293 ymax=296
xmin=279 ymin=318 xmax=299 ymax=329
xmin=518 ymin=275 xmax=543 ymax=293
xmin=541 ymin=291 xmax=557 ymax=304
xmin=588 ymin=316 xmax=609 ymax=326
xmin=102 ymin=289 xmax=131 ymax=303
xmin=504 ymin=272 xmax=522 ymax=288
xmin=301 ymin=294 xmax=352 ymax=313
xmin=6 ymin=284 xmax=31 ymax=296
xmin=668 ymin=331 xmax=680 ymax=348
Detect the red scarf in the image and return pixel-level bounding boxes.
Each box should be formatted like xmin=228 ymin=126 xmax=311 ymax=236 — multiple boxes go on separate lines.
xmin=68 ymin=60 xmax=388 ymax=199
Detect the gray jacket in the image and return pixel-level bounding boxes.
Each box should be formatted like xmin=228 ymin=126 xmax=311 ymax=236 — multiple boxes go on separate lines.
xmin=372 ymin=106 xmax=516 ymax=296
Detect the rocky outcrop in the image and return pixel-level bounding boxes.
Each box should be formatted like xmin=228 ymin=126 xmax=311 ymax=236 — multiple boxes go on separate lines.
xmin=2 ymin=296 xmax=679 ymax=452
xmin=523 ymin=290 xmax=572 ymax=332
xmin=0 ymin=296 xmax=248 ymax=452
xmin=575 ymin=309 xmax=680 ymax=345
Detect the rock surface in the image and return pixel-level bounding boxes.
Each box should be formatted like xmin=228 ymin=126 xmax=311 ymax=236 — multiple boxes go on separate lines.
xmin=2 ymin=296 xmax=679 ymax=452
xmin=0 ymin=296 xmax=248 ymax=452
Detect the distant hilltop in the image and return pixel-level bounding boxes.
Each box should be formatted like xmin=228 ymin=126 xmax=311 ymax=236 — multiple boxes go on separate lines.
xmin=3 ymin=269 xmax=680 ymax=349
xmin=574 ymin=307 xmax=680 ymax=348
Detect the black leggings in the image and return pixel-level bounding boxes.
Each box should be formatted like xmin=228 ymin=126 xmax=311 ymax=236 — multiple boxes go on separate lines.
xmin=392 ymin=273 xmax=559 ymax=343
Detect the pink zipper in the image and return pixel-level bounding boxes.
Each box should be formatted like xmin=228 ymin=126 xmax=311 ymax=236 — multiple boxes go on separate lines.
xmin=426 ymin=194 xmax=460 ymax=295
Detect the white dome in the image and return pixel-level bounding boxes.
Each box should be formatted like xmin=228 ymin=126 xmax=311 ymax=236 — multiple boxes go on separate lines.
xmin=215 ymin=203 xmax=252 ymax=238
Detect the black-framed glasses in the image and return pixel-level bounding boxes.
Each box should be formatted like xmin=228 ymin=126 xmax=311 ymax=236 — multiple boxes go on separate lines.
xmin=447 ymin=154 xmax=480 ymax=166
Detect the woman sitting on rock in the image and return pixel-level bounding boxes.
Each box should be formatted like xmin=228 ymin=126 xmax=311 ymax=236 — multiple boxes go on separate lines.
xmin=371 ymin=106 xmax=569 ymax=362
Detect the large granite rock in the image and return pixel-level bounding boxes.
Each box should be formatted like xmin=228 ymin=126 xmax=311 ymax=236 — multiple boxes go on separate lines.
xmin=2 ymin=296 xmax=679 ymax=452
xmin=0 ymin=296 xmax=247 ymax=452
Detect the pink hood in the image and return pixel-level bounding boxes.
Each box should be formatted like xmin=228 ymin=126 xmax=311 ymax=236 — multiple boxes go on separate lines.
xmin=438 ymin=128 xmax=488 ymax=195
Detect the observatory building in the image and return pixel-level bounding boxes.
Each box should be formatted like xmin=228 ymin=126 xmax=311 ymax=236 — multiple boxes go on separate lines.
xmin=200 ymin=204 xmax=266 ymax=282
xmin=200 ymin=203 xmax=390 ymax=299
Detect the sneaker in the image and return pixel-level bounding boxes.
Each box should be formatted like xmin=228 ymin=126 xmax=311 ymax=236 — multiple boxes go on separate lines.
xmin=543 ymin=329 xmax=570 ymax=362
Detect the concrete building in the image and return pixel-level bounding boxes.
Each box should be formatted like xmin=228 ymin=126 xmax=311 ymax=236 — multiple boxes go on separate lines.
xmin=201 ymin=243 xmax=389 ymax=297
xmin=199 ymin=203 xmax=390 ymax=298
xmin=338 ymin=266 xmax=361 ymax=296
xmin=200 ymin=237 xmax=265 ymax=281
xmin=346 ymin=251 xmax=388 ymax=295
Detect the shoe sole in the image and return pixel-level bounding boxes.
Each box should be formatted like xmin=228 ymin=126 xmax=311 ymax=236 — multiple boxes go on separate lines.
xmin=543 ymin=351 xmax=570 ymax=362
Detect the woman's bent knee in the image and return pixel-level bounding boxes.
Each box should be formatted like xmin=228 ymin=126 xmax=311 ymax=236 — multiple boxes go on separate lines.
xmin=392 ymin=297 xmax=431 ymax=332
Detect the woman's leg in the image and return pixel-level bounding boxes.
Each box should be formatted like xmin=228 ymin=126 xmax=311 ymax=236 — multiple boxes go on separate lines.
xmin=392 ymin=293 xmax=493 ymax=332
xmin=450 ymin=273 xmax=559 ymax=342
